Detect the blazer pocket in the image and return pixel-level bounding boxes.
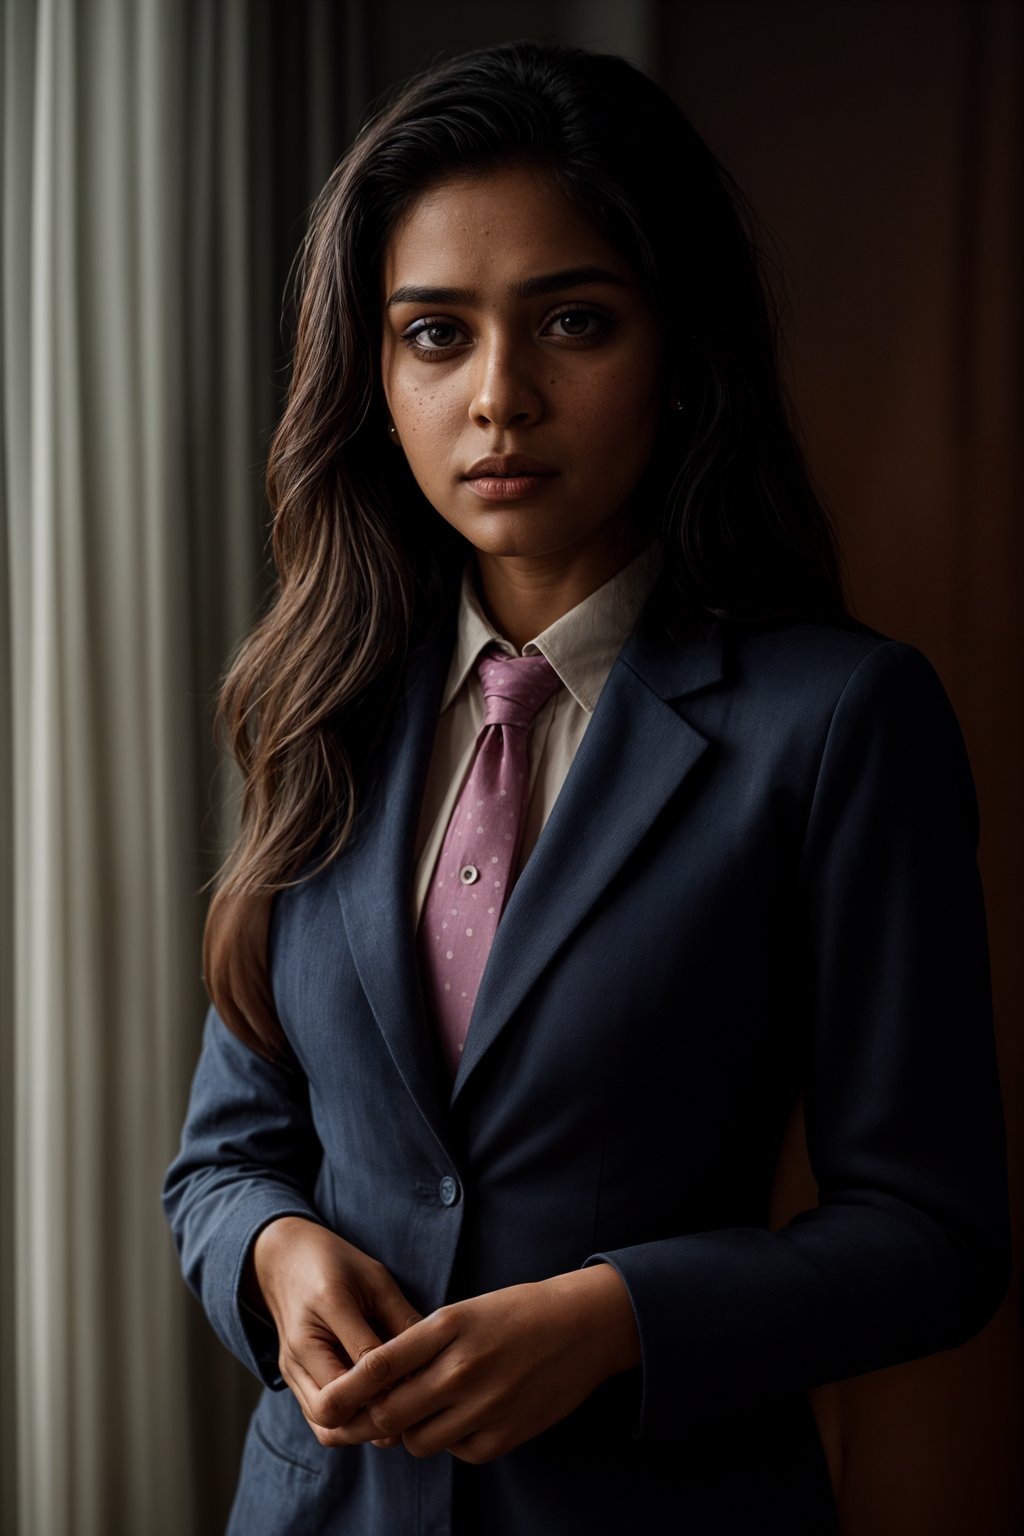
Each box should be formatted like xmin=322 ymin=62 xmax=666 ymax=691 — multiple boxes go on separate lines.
xmin=252 ymin=1417 xmax=323 ymax=1479
xmin=252 ymin=1388 xmax=328 ymax=1477
xmin=225 ymin=1412 xmax=326 ymax=1536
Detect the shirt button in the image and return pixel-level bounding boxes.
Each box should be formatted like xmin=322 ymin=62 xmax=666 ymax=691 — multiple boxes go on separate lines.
xmin=439 ymin=1175 xmax=460 ymax=1207
xmin=459 ymin=865 xmax=479 ymax=884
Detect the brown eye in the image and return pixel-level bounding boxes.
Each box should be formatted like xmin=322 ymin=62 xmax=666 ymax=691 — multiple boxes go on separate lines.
xmin=545 ymin=307 xmax=610 ymax=341
xmin=422 ymin=324 xmax=458 ymax=346
xmin=399 ymin=318 xmax=466 ymax=357
xmin=556 ymin=312 xmax=591 ymax=335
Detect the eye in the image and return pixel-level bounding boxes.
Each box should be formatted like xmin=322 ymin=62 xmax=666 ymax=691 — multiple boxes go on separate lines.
xmin=399 ymin=319 xmax=466 ymax=357
xmin=544 ymin=305 xmax=609 ymax=341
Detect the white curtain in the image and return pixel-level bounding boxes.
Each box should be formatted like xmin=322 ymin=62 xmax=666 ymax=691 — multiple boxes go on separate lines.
xmin=0 ymin=1 xmax=369 ymax=1531
xmin=0 ymin=3 xmax=647 ymax=1532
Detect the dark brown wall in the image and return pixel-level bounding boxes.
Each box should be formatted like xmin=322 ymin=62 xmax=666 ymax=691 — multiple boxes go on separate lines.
xmin=654 ymin=2 xmax=1022 ymax=1529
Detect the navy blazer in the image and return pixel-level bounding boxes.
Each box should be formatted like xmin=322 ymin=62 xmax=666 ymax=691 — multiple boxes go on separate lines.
xmin=163 ymin=598 xmax=1011 ymax=1536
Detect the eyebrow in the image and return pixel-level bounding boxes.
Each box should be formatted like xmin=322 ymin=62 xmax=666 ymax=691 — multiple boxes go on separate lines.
xmin=385 ymin=264 xmax=629 ymax=309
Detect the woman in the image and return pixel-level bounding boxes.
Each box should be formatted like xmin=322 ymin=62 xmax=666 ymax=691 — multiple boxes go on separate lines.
xmin=162 ymin=39 xmax=1011 ymax=1536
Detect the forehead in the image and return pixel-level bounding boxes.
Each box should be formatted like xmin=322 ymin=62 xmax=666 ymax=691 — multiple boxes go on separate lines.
xmin=380 ymin=165 xmax=631 ymax=294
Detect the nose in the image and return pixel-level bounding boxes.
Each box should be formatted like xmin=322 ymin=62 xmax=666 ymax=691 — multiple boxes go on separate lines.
xmin=468 ymin=334 xmax=543 ymax=429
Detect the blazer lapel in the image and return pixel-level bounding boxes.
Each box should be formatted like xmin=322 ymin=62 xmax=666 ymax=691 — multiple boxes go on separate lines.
xmin=331 ymin=620 xmax=457 ymax=1156
xmin=450 ymin=618 xmax=726 ymax=1105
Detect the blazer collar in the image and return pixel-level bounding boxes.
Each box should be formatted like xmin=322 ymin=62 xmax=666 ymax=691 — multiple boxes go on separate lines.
xmin=331 ymin=586 xmax=726 ymax=1147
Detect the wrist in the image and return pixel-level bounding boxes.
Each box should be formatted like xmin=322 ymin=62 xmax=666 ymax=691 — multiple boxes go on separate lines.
xmin=249 ymin=1214 xmax=317 ymax=1312
xmin=545 ymin=1262 xmax=641 ymax=1381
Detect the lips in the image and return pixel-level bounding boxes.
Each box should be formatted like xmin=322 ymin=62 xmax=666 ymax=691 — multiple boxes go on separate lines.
xmin=463 ymin=454 xmax=557 ymax=479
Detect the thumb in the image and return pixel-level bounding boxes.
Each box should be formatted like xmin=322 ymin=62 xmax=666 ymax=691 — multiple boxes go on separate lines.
xmin=296 ymin=1312 xmax=369 ymax=1393
xmin=365 ymin=1272 xmax=424 ymax=1342
xmin=316 ymin=1293 xmax=388 ymax=1379
xmin=286 ymin=1299 xmax=387 ymax=1431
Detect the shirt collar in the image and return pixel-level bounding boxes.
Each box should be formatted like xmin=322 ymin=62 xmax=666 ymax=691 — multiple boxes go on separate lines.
xmin=439 ymin=536 xmax=666 ymax=716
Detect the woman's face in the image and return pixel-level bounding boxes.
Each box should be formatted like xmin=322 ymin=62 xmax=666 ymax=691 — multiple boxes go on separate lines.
xmin=380 ymin=164 xmax=668 ymax=566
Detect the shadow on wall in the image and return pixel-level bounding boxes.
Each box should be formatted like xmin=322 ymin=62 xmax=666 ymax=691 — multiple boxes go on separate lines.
xmin=659 ymin=3 xmax=1023 ymax=1533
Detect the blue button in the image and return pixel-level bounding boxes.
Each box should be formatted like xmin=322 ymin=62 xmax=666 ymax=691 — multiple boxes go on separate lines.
xmin=439 ymin=1175 xmax=460 ymax=1207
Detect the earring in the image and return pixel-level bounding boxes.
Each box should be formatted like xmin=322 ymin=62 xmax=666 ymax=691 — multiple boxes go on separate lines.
xmin=388 ymin=423 xmax=398 ymax=437
xmin=671 ymin=399 xmax=685 ymax=413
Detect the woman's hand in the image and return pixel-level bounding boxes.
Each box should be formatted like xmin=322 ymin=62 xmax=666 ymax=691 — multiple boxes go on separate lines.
xmin=299 ymin=1263 xmax=641 ymax=1463
xmin=245 ymin=1216 xmax=424 ymax=1448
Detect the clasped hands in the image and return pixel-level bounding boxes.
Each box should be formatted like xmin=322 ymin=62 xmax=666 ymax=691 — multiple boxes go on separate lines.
xmin=248 ymin=1216 xmax=640 ymax=1465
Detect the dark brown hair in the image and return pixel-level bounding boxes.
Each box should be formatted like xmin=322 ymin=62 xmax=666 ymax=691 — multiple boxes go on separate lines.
xmin=203 ymin=38 xmax=846 ymax=1063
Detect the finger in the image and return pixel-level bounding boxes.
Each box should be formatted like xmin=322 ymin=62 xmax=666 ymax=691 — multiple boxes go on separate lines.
xmin=287 ymin=1303 xmax=387 ymax=1426
xmin=402 ymin=1403 xmax=492 ymax=1462
xmin=367 ymin=1273 xmax=425 ymax=1341
xmin=348 ymin=1356 xmax=461 ymax=1445
xmin=287 ymin=1324 xmax=350 ymax=1395
xmin=325 ymin=1294 xmax=396 ymax=1374
xmin=323 ymin=1310 xmax=454 ymax=1425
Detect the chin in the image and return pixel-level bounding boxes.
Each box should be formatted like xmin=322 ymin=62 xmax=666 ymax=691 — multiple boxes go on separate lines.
xmin=445 ymin=508 xmax=556 ymax=556
xmin=467 ymin=528 xmax=583 ymax=561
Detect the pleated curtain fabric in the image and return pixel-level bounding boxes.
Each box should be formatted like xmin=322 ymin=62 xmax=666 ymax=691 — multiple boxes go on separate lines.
xmin=0 ymin=2 xmax=367 ymax=1533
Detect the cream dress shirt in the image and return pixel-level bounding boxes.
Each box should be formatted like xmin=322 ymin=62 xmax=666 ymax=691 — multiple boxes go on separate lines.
xmin=411 ymin=537 xmax=667 ymax=929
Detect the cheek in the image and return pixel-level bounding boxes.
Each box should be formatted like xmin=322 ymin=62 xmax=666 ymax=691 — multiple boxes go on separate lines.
xmin=386 ymin=369 xmax=456 ymax=457
xmin=395 ymin=401 xmax=466 ymax=503
xmin=575 ymin=364 xmax=661 ymax=459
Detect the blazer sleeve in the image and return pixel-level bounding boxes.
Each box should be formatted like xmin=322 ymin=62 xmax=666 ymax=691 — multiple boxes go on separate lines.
xmin=584 ymin=639 xmax=1012 ymax=1438
xmin=161 ymin=1000 xmax=326 ymax=1390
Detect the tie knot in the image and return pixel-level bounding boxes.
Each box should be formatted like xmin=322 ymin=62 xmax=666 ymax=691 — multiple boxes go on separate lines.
xmin=476 ymin=646 xmax=562 ymax=729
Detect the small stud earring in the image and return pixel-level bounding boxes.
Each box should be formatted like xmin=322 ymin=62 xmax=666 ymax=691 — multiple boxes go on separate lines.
xmin=388 ymin=423 xmax=398 ymax=437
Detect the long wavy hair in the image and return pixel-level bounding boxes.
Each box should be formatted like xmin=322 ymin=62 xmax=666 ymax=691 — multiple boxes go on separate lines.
xmin=203 ymin=38 xmax=847 ymax=1064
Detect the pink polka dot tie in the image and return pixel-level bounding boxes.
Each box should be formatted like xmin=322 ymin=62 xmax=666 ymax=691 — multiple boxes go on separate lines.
xmin=417 ymin=643 xmax=563 ymax=1078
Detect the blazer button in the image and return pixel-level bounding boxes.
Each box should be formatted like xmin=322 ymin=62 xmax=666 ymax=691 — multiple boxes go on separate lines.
xmin=439 ymin=1175 xmax=460 ymax=1207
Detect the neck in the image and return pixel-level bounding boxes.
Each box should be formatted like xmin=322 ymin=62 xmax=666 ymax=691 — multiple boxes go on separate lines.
xmin=472 ymin=521 xmax=653 ymax=653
